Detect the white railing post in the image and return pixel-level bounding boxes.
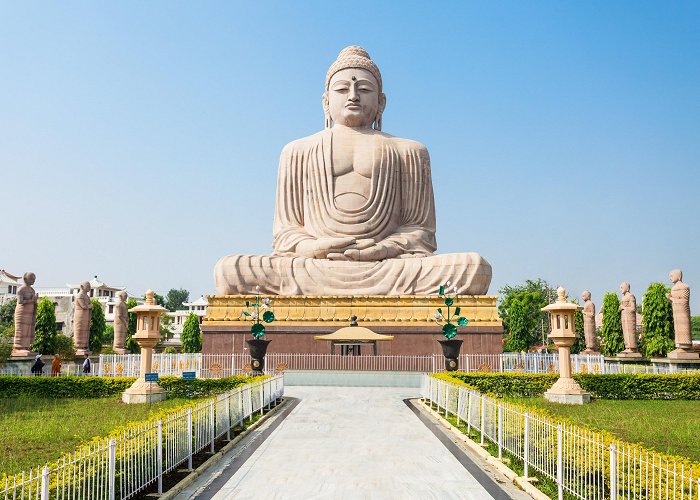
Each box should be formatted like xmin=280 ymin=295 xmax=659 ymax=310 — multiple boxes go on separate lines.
xmin=499 ymin=354 xmax=504 ymax=373
xmin=466 ymin=391 xmax=472 ymax=433
xmin=456 ymin=388 xmax=462 ymax=426
xmin=40 ymin=466 xmax=49 ymax=500
xmin=226 ymin=394 xmax=231 ymax=441
xmin=523 ymin=412 xmax=530 ymax=479
xmin=187 ymin=408 xmax=193 ymax=470
xmin=445 ymin=384 xmax=450 ymax=417
xmin=259 ymin=382 xmax=264 ymax=415
xmin=497 ymin=403 xmax=503 ymax=460
xmin=209 ymin=401 xmax=215 ymax=453
xmin=480 ymin=394 xmax=486 ymax=446
xmin=610 ymin=443 xmax=617 ymax=500
xmin=157 ymin=420 xmax=163 ymax=494
xmin=238 ymin=387 xmax=244 ymax=426
xmin=557 ymin=423 xmax=563 ymax=500
xmin=465 ymin=354 xmax=470 ymax=373
xmin=98 ymin=355 xmax=104 ymax=376
xmin=108 ymin=438 xmax=116 ymax=500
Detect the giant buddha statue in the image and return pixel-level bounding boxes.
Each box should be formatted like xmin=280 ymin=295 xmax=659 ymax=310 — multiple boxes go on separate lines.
xmin=214 ymin=46 xmax=492 ymax=296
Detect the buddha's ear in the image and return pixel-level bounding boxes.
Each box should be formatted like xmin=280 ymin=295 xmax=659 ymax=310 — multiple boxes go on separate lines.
xmin=375 ymin=93 xmax=387 ymax=131
xmin=322 ymin=92 xmax=331 ymax=129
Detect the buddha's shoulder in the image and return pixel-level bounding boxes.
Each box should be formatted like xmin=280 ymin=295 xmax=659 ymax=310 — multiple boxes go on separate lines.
xmin=386 ymin=135 xmax=429 ymax=156
xmin=280 ymin=131 xmax=328 ymax=155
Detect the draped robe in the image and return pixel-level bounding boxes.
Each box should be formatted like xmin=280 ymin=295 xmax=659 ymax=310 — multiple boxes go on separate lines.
xmin=214 ymin=129 xmax=492 ymax=295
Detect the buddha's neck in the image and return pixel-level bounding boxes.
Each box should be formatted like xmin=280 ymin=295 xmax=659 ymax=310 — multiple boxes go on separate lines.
xmin=332 ymin=124 xmax=374 ymax=134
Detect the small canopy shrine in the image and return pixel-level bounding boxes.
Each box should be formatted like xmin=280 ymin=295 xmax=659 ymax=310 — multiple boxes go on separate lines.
xmin=314 ymin=316 xmax=394 ymax=355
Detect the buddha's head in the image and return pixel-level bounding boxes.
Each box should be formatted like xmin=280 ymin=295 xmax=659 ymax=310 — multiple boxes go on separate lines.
xmin=619 ymin=282 xmax=630 ymax=294
xmin=323 ymin=46 xmax=386 ymax=130
xmin=118 ymin=290 xmax=128 ymax=302
xmin=23 ymin=272 xmax=36 ymax=286
xmin=669 ymin=269 xmax=682 ymax=284
xmin=80 ymin=281 xmax=91 ymax=294
xmin=582 ymin=290 xmax=591 ymax=301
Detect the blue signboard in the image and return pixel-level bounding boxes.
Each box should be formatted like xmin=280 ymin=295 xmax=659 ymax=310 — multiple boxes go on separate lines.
xmin=182 ymin=371 xmax=196 ymax=381
xmin=144 ymin=372 xmax=159 ymax=383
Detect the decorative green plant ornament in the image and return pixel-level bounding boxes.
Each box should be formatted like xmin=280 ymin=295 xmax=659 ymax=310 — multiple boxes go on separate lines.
xmin=435 ymin=282 xmax=469 ymax=339
xmin=243 ymin=286 xmax=275 ymax=339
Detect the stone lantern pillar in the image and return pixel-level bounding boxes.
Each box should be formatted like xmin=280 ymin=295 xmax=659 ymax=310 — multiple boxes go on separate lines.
xmin=542 ymin=287 xmax=591 ymax=405
xmin=122 ymin=290 xmax=167 ymax=404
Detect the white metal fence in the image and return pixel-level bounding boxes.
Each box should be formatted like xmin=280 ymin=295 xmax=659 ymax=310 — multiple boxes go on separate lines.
xmin=422 ymin=375 xmax=700 ymax=500
xmin=0 ymin=375 xmax=284 ymax=500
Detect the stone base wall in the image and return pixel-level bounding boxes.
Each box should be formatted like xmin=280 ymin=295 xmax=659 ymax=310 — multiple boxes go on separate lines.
xmin=202 ymin=324 xmax=503 ymax=356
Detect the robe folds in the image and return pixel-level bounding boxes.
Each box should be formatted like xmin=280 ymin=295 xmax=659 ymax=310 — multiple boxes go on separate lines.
xmin=214 ymin=129 xmax=492 ymax=296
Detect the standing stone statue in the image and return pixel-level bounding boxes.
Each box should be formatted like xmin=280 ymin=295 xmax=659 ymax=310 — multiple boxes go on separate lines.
xmin=667 ymin=269 xmax=697 ymax=359
xmin=581 ymin=290 xmax=598 ymax=354
xmin=11 ymin=272 xmax=39 ymax=357
xmin=618 ymin=282 xmax=641 ymax=357
xmin=214 ymin=46 xmax=492 ymax=296
xmin=73 ymin=281 xmax=93 ymax=356
xmin=113 ymin=291 xmax=129 ymax=354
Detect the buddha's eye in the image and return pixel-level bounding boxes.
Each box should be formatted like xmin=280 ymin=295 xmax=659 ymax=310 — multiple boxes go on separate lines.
xmin=332 ymin=85 xmax=349 ymax=92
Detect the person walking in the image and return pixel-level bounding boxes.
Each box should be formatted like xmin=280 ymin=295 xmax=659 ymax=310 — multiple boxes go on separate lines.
xmin=30 ymin=354 xmax=44 ymax=376
xmin=82 ymin=354 xmax=91 ymax=375
xmin=51 ymin=354 xmax=61 ymax=376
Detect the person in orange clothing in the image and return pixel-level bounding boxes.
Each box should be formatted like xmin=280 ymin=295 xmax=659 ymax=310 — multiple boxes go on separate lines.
xmin=51 ymin=354 xmax=61 ymax=376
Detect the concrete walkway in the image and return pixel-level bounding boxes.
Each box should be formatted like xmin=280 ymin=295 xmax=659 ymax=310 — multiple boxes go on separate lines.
xmin=178 ymin=386 xmax=524 ymax=499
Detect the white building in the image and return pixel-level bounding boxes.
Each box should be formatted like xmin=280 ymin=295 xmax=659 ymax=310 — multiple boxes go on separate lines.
xmin=0 ymin=269 xmax=21 ymax=305
xmin=169 ymin=296 xmax=208 ymax=336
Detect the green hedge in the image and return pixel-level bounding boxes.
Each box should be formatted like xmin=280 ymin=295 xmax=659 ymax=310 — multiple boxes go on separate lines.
xmin=0 ymin=375 xmax=258 ymax=399
xmin=440 ymin=372 xmax=700 ymax=400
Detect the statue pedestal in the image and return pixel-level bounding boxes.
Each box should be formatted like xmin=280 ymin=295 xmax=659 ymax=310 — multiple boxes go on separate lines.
xmin=582 ymin=349 xmax=600 ymax=356
xmin=667 ymin=348 xmax=699 ymax=361
xmin=202 ymin=295 xmax=503 ymax=356
xmin=113 ymin=348 xmax=129 ymax=355
xmin=122 ymin=379 xmax=166 ymax=404
xmin=11 ymin=350 xmax=38 ymax=358
xmin=616 ymin=350 xmax=644 ymax=360
xmin=544 ymin=378 xmax=592 ymax=405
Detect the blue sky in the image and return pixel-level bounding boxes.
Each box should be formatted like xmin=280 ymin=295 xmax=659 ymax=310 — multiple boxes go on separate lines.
xmin=1 ymin=1 xmax=698 ymax=311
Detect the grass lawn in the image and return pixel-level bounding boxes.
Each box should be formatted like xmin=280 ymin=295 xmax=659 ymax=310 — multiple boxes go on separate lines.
xmin=0 ymin=396 xmax=191 ymax=475
xmin=507 ymin=397 xmax=700 ymax=462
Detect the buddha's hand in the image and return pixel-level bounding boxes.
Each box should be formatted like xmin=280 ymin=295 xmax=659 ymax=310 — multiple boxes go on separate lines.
xmin=343 ymin=241 xmax=402 ymax=262
xmin=296 ymin=236 xmax=357 ymax=259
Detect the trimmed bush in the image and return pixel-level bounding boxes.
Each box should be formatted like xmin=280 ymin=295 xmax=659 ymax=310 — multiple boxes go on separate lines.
xmin=0 ymin=375 xmax=259 ymax=399
xmin=438 ymin=372 xmax=700 ymax=400
xmin=31 ymin=298 xmax=57 ymax=354
xmin=181 ymin=313 xmax=202 ymax=353
xmin=641 ymin=283 xmax=675 ymax=357
xmin=601 ymin=292 xmax=624 ymax=356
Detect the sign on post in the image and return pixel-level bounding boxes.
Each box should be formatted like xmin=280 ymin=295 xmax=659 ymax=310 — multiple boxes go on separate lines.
xmin=182 ymin=371 xmax=196 ymax=381
xmin=145 ymin=372 xmax=159 ymax=383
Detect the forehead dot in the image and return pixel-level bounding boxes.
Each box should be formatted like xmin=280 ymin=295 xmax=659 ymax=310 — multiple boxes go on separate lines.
xmin=351 ymin=76 xmax=356 ymax=81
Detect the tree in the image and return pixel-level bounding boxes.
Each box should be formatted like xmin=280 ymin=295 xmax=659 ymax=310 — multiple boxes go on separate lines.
xmin=503 ymin=292 xmax=541 ymax=352
xmin=499 ymin=279 xmax=555 ymax=348
xmin=31 ymin=297 xmax=57 ymax=354
xmin=691 ymin=316 xmax=700 ymax=341
xmin=571 ymin=298 xmax=585 ymax=354
xmin=0 ymin=298 xmax=16 ymax=328
xmin=89 ymin=299 xmax=106 ymax=353
xmin=160 ymin=314 xmax=174 ymax=340
xmin=641 ymin=283 xmax=675 ymax=357
xmin=165 ymin=288 xmax=189 ymax=312
xmin=153 ymin=293 xmax=166 ymax=308
xmin=600 ymin=292 xmax=624 ymax=356
xmin=181 ymin=313 xmax=202 ymax=353
xmin=125 ymin=298 xmax=140 ymax=353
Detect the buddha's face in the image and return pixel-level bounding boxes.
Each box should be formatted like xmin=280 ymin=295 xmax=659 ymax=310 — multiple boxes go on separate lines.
xmin=582 ymin=291 xmax=591 ymax=301
xmin=620 ymin=282 xmax=629 ymax=294
xmin=327 ymin=68 xmax=381 ymax=128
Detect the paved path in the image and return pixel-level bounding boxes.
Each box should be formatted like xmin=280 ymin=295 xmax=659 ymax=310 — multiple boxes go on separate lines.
xmin=179 ymin=387 xmax=523 ymax=499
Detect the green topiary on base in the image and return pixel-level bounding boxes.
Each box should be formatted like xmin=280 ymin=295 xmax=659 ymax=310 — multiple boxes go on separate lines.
xmin=181 ymin=313 xmax=202 ymax=353
xmin=31 ymin=298 xmax=57 ymax=354
xmin=641 ymin=282 xmax=675 ymax=357
xmin=89 ymin=299 xmax=106 ymax=354
xmin=600 ymin=292 xmax=624 ymax=356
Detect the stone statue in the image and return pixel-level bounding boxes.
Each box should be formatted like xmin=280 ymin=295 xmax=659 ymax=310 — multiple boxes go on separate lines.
xmin=73 ymin=281 xmax=93 ymax=356
xmin=214 ymin=46 xmax=492 ymax=296
xmin=11 ymin=272 xmax=39 ymax=357
xmin=113 ymin=291 xmax=129 ymax=354
xmin=667 ymin=269 xmax=697 ymax=359
xmin=581 ymin=290 xmax=598 ymax=354
xmin=618 ymin=282 xmax=640 ymax=356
